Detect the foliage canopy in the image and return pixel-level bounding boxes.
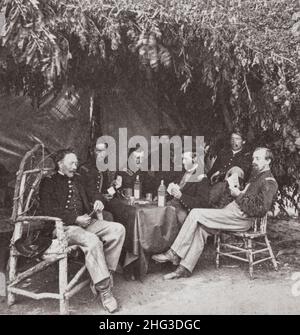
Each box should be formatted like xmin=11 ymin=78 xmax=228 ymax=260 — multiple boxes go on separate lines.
xmin=0 ymin=0 xmax=300 ymax=209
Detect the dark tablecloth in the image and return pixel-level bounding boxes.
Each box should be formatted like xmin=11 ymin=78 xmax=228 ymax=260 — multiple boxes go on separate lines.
xmin=107 ymin=199 xmax=180 ymax=279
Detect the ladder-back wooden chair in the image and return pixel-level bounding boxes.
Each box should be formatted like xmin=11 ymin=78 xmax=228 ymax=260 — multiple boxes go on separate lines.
xmin=7 ymin=143 xmax=89 ymax=314
xmin=215 ymin=215 xmax=278 ymax=279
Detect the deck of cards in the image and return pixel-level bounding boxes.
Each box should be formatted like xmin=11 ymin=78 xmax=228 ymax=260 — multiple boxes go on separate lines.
xmin=167 ymin=182 xmax=180 ymax=195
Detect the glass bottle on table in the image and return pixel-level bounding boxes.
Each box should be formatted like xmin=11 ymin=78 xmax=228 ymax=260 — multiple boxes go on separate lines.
xmin=134 ymin=175 xmax=141 ymax=199
xmin=157 ymin=179 xmax=166 ymax=207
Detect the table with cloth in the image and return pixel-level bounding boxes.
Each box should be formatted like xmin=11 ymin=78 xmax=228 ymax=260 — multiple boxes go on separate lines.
xmin=106 ymin=198 xmax=181 ymax=279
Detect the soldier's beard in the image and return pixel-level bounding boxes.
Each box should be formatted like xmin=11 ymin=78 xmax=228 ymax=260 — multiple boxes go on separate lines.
xmin=66 ymin=170 xmax=76 ymax=177
xmin=249 ymin=166 xmax=260 ymax=179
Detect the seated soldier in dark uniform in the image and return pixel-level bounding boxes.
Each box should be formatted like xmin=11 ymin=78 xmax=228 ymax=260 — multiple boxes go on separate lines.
xmin=207 ymin=129 xmax=252 ymax=184
xmin=80 ymin=139 xmax=121 ymax=220
xmin=207 ymin=129 xmax=252 ymax=209
xmin=39 ymin=149 xmax=125 ymax=313
xmin=117 ymin=145 xmax=154 ymax=197
xmin=153 ymin=147 xmax=278 ymax=280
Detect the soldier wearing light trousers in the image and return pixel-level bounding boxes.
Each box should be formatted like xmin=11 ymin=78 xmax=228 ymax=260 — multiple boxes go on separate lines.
xmin=64 ymin=219 xmax=124 ymax=285
xmin=170 ymin=201 xmax=252 ymax=274
xmin=152 ymin=147 xmax=278 ymax=279
xmin=39 ymin=149 xmax=125 ymax=312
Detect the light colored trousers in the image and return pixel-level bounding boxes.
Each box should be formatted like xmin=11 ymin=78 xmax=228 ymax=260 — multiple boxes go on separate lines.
xmin=171 ymin=201 xmax=253 ymax=273
xmin=64 ymin=219 xmax=125 ymax=284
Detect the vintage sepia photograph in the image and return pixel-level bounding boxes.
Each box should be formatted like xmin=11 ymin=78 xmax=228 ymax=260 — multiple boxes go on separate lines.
xmin=0 ymin=0 xmax=299 ymax=317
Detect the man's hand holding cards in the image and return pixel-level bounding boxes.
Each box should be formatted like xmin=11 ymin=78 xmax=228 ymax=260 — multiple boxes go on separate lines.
xmin=167 ymin=183 xmax=182 ymax=199
xmin=227 ymin=173 xmax=241 ymax=197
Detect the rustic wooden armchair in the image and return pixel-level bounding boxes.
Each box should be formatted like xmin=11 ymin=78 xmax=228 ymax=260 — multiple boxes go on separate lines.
xmin=7 ymin=143 xmax=89 ymax=314
xmin=215 ymin=215 xmax=278 ymax=279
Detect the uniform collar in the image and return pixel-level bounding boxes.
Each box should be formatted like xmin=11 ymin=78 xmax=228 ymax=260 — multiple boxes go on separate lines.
xmin=248 ymin=168 xmax=271 ymax=182
xmin=232 ymin=148 xmax=243 ymax=155
xmin=57 ymin=171 xmax=75 ymax=181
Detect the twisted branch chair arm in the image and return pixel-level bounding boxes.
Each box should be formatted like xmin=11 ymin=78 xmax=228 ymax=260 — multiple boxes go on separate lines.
xmin=16 ymin=216 xmax=63 ymax=223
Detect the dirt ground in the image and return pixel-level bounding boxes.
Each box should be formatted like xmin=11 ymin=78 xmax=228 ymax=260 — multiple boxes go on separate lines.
xmin=1 ymin=218 xmax=300 ymax=315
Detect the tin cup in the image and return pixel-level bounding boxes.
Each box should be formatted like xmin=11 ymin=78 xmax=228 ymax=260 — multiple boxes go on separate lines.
xmin=124 ymin=188 xmax=133 ymax=197
xmin=129 ymin=196 xmax=135 ymax=206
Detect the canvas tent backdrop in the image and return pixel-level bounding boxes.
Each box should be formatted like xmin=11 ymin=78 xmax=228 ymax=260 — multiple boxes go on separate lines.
xmin=0 ymin=89 xmax=91 ymax=174
xmin=0 ymin=78 xmax=198 ymax=184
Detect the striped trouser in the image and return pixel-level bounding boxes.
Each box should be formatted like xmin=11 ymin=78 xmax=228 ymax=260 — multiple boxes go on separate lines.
xmin=65 ymin=219 xmax=125 ymax=284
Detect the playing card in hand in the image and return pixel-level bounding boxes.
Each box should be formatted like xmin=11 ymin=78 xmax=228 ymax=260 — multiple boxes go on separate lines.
xmin=227 ymin=173 xmax=240 ymax=189
xmin=167 ymin=182 xmax=180 ymax=195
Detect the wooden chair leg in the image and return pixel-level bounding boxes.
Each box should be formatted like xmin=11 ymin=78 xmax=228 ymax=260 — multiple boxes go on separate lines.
xmin=243 ymin=237 xmax=248 ymax=249
xmin=59 ymin=255 xmax=69 ymax=315
xmin=247 ymin=239 xmax=254 ymax=279
xmin=7 ymin=223 xmax=22 ymax=306
xmin=264 ymin=236 xmax=278 ymax=271
xmin=7 ymin=248 xmax=17 ymax=306
xmin=216 ymin=234 xmax=221 ymax=269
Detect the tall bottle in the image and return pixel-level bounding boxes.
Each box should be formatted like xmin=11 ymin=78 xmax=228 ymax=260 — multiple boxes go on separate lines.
xmin=157 ymin=180 xmax=166 ymax=207
xmin=134 ymin=175 xmax=141 ymax=199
